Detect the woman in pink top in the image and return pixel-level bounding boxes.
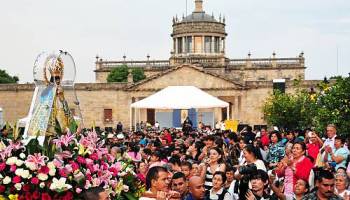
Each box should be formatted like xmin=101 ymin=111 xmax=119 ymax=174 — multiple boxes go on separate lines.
xmin=127 ymin=142 xmax=142 ymax=162
xmin=275 ymin=142 xmax=313 ymax=197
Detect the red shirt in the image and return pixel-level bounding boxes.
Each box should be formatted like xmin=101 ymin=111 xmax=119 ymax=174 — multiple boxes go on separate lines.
xmin=261 ymin=134 xmax=270 ymax=147
xmin=276 ymin=156 xmax=313 ymax=187
xmin=162 ymin=132 xmax=172 ymax=144
xmin=307 ymin=143 xmax=321 ymax=163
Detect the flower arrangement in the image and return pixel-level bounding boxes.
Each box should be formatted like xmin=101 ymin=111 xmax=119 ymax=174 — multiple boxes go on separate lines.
xmin=0 ymin=131 xmax=145 ymax=200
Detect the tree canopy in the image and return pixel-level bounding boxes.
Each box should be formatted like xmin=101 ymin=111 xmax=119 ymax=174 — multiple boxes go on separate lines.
xmin=107 ymin=65 xmax=146 ymax=83
xmin=107 ymin=65 xmax=128 ymax=83
xmin=263 ymin=76 xmax=350 ymax=136
xmin=0 ymin=69 xmax=19 ymax=84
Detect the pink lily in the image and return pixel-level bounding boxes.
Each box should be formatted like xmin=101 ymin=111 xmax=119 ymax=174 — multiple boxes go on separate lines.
xmin=25 ymin=153 xmax=48 ymax=169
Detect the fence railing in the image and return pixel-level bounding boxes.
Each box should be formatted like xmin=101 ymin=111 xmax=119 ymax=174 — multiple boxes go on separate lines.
xmin=97 ymin=60 xmax=170 ymax=68
xmin=96 ymin=57 xmax=303 ymax=69
xmin=228 ymin=57 xmax=303 ymax=66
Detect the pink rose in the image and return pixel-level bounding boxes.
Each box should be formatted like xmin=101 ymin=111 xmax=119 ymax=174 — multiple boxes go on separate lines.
xmin=76 ymin=156 xmax=86 ymax=164
xmin=31 ymin=177 xmax=39 ymax=185
xmin=109 ymin=167 xmax=118 ymax=176
xmin=100 ymin=161 xmax=108 ymax=170
xmin=10 ymin=165 xmax=17 ymax=172
xmin=89 ymin=153 xmax=98 ymax=161
xmin=87 ymin=164 xmax=94 ymax=172
xmin=39 ymin=166 xmax=50 ymax=174
xmin=12 ymin=176 xmax=21 ymax=184
xmin=85 ymin=158 xmax=94 ymax=165
xmin=93 ymin=164 xmax=99 ymax=172
xmin=70 ymin=162 xmax=79 ymax=172
xmin=86 ymin=173 xmax=92 ymax=181
xmin=59 ymin=168 xmax=67 ymax=177
xmin=0 ymin=163 xmax=6 ymax=171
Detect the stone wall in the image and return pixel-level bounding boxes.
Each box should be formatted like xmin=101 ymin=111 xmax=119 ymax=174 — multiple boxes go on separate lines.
xmin=0 ymin=79 xmax=321 ymax=130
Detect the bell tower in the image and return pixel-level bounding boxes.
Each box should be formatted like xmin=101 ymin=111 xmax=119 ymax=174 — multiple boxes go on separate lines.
xmin=170 ymin=0 xmax=227 ymax=65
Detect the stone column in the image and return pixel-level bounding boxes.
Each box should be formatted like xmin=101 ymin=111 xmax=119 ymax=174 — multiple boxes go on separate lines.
xmin=211 ymin=36 xmax=214 ymax=53
xmin=202 ymin=36 xmax=204 ymax=54
xmin=220 ymin=38 xmax=223 ymax=53
xmin=192 ymin=36 xmax=195 ymax=53
xmin=237 ymin=96 xmax=241 ymax=120
xmin=182 ymin=37 xmax=185 ymax=54
xmin=234 ymin=96 xmax=239 ymax=120
xmin=222 ymin=38 xmax=226 ymax=53
xmin=175 ymin=37 xmax=178 ymax=54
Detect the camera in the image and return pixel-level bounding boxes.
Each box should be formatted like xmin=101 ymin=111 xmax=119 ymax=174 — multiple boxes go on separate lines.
xmin=239 ymin=163 xmax=257 ymax=175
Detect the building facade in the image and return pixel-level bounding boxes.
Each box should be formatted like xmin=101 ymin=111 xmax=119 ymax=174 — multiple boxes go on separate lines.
xmin=0 ymin=0 xmax=319 ymax=130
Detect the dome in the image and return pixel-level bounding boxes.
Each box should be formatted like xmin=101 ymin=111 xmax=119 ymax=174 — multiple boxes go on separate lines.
xmin=182 ymin=12 xmax=217 ymax=23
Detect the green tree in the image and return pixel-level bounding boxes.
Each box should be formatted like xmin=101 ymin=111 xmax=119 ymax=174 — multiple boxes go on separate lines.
xmin=131 ymin=68 xmax=146 ymax=83
xmin=314 ymin=76 xmax=350 ymax=136
xmin=263 ymin=89 xmax=317 ymax=131
xmin=0 ymin=69 xmax=19 ymax=84
xmin=107 ymin=65 xmax=146 ymax=83
xmin=107 ymin=65 xmax=128 ymax=83
xmin=263 ymin=76 xmax=350 ymax=137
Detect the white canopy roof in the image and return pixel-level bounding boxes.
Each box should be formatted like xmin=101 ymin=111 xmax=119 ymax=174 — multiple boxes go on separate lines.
xmin=131 ymin=86 xmax=229 ymax=109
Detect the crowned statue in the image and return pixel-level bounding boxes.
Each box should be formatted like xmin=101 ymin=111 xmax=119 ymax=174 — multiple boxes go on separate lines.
xmin=24 ymin=51 xmax=81 ymax=141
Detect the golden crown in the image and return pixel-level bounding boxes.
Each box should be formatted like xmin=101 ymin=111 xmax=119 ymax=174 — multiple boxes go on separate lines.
xmin=49 ymin=57 xmax=64 ymax=77
xmin=43 ymin=55 xmax=65 ymax=84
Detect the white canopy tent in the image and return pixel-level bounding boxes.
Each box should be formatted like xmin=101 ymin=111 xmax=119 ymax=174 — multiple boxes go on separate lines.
xmin=130 ymin=86 xmax=229 ymax=129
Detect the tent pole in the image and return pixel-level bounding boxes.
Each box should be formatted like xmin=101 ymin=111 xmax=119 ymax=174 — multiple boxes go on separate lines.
xmin=129 ymin=107 xmax=132 ymax=131
xmin=138 ymin=109 xmax=140 ymax=125
xmin=226 ymin=106 xmax=229 ymax=120
xmin=134 ymin=108 xmax=137 ymax=131
xmin=212 ymin=108 xmax=215 ymax=129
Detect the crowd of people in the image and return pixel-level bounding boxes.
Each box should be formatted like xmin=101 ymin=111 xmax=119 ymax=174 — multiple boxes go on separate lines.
xmin=1 ymin=121 xmax=349 ymax=200
xmin=94 ymin=122 xmax=350 ymax=200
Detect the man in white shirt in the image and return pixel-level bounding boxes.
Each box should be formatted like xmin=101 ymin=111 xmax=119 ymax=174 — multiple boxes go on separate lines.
xmin=322 ymin=124 xmax=337 ymax=151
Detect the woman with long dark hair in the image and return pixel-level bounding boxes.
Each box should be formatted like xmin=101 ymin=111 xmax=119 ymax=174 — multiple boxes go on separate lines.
xmin=235 ymin=144 xmax=266 ymax=200
xmin=200 ymin=147 xmax=226 ymax=191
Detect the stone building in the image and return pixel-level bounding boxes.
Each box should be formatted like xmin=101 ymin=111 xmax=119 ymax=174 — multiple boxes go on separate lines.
xmin=0 ymin=0 xmax=319 ymax=130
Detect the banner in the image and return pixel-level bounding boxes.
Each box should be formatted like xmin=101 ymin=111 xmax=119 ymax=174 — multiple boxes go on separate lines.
xmin=225 ymin=119 xmax=239 ymax=132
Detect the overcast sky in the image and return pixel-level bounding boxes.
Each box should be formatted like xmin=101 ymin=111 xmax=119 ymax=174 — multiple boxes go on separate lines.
xmin=0 ymin=0 xmax=349 ymax=83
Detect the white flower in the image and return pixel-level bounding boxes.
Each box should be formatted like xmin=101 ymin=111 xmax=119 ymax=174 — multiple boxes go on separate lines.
xmin=126 ymin=167 xmax=132 ymax=172
xmin=39 ymin=182 xmax=45 ymax=188
xmin=21 ymin=170 xmax=30 ymax=179
xmin=25 ymin=162 xmax=37 ymax=171
xmin=123 ymin=185 xmax=129 ymax=192
xmin=47 ymin=162 xmax=56 ymax=170
xmin=119 ymin=172 xmax=127 ymax=177
xmin=15 ymin=168 xmax=30 ymax=178
xmin=49 ymin=177 xmax=72 ymax=191
xmin=49 ymin=169 xmax=56 ymax=176
xmin=15 ymin=168 xmax=24 ymax=176
xmin=14 ymin=183 xmax=22 ymax=190
xmin=0 ymin=174 xmax=3 ymax=179
xmin=16 ymin=159 xmax=24 ymax=167
xmin=6 ymin=157 xmax=18 ymax=165
xmin=38 ymin=173 xmax=48 ymax=181
xmin=19 ymin=153 xmax=26 ymax=159
xmin=3 ymin=176 xmax=11 ymax=184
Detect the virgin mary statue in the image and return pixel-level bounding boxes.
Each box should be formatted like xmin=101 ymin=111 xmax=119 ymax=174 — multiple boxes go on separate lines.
xmin=24 ymin=51 xmax=81 ymax=140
